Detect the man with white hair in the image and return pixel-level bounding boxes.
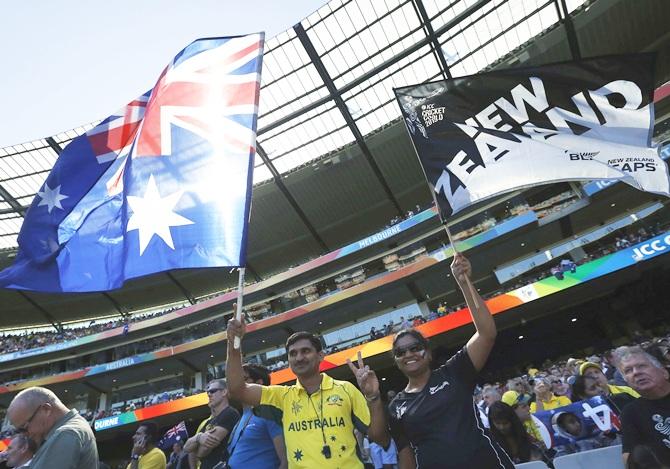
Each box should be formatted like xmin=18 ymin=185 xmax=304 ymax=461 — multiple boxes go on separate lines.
xmin=617 ymin=346 xmax=670 ymax=465
xmin=478 ymin=385 xmax=501 ymax=427
xmin=0 ymin=433 xmax=37 ymax=468
xmin=7 ymin=386 xmax=98 ymax=469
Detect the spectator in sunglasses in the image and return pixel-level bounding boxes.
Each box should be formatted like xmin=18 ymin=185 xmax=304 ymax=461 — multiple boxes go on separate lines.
xmin=7 ymin=386 xmax=98 ymax=469
xmin=530 ymin=377 xmax=571 ymax=412
xmin=549 ymin=376 xmax=570 ymax=398
xmin=348 ymin=253 xmax=513 ymax=468
xmin=184 ymin=379 xmax=239 ymax=469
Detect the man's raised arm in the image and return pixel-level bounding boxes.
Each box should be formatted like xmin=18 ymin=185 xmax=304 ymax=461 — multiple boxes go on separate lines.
xmin=226 ymin=316 xmax=263 ymax=406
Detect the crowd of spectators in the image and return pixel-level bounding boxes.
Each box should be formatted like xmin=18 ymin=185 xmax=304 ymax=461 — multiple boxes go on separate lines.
xmin=472 ymin=331 xmax=670 ymax=465
xmin=8 ymin=324 xmax=661 ymax=469
xmin=1 ymin=222 xmax=666 ymax=468
xmin=386 ymin=204 xmax=425 ymax=227
xmin=0 ymin=203 xmax=436 ymax=359
xmin=0 ymin=307 xmax=181 ymax=355
xmin=0 ymin=317 xmax=228 ymax=385
xmin=88 ymin=388 xmax=203 ymax=422
xmin=2 ymin=216 xmax=667 ymax=401
xmin=0 ymin=196 xmax=667 ymax=445
xmin=0 ymin=190 xmax=586 ymax=360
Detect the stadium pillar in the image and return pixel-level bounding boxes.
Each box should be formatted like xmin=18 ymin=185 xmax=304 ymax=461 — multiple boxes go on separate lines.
xmin=194 ymin=371 xmax=204 ymax=391
xmin=418 ymin=301 xmax=431 ymax=318
xmin=568 ymin=246 xmax=587 ymax=262
xmin=97 ymin=392 xmax=108 ymax=412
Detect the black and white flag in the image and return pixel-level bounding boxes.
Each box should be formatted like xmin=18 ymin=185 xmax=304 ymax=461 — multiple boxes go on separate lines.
xmin=394 ymin=54 xmax=669 ymax=217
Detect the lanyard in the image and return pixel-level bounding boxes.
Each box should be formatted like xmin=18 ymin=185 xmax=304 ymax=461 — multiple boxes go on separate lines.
xmin=308 ymin=388 xmax=332 ymax=459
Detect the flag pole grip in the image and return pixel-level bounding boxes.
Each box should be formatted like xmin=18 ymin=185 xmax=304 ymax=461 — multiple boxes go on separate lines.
xmin=233 ymin=268 xmax=246 ymax=350
xmin=429 ymin=185 xmax=481 ymax=309
xmin=444 ymin=224 xmax=481 ymax=309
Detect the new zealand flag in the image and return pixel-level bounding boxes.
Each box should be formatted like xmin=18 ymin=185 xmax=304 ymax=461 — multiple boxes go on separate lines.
xmin=395 ymin=54 xmax=669 ymax=218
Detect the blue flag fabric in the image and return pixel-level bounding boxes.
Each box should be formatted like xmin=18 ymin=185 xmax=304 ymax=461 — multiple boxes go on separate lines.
xmin=158 ymin=420 xmax=189 ymax=450
xmin=0 ymin=34 xmax=264 ymax=292
xmin=532 ymin=396 xmax=620 ymax=449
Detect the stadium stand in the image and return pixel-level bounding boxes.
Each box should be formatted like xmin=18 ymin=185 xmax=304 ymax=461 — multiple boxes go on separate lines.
xmin=1 ymin=0 xmax=670 ymax=467
xmin=552 ymin=445 xmax=625 ymax=469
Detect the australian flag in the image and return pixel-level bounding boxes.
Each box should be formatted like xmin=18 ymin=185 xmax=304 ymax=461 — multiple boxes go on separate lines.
xmin=158 ymin=421 xmax=189 ymax=450
xmin=0 ymin=34 xmax=264 ymax=292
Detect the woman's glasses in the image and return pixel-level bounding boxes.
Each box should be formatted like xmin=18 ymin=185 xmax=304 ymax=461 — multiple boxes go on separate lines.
xmin=393 ymin=343 xmax=425 ymax=358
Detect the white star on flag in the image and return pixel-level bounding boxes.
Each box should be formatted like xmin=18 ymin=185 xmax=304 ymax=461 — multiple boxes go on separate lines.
xmin=126 ymin=175 xmax=194 ymax=255
xmin=37 ymin=183 xmax=69 ymax=213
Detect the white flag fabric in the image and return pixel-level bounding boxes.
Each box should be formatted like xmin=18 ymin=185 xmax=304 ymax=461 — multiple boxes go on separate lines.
xmin=395 ymin=54 xmax=669 ymax=217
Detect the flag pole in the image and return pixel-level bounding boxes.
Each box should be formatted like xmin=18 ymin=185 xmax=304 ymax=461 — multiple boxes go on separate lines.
xmin=443 ymin=223 xmax=481 ymax=309
xmin=233 ymin=267 xmax=246 ymax=350
xmin=428 ymin=185 xmax=481 ymax=309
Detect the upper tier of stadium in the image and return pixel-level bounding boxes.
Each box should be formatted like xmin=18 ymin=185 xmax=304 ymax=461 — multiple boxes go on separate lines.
xmin=0 ymin=0 xmax=668 ymax=330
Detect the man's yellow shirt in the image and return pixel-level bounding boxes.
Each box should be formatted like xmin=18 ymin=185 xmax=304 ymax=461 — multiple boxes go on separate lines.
xmin=530 ymin=394 xmax=572 ymax=413
xmin=258 ymin=373 xmax=370 ymax=469
xmin=126 ymin=447 xmax=166 ymax=469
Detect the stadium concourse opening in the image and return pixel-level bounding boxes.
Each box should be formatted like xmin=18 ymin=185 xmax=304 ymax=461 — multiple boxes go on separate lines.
xmin=0 ymin=0 xmax=670 ymax=468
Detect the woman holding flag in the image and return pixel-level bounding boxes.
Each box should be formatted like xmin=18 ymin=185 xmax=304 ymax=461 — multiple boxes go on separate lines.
xmin=348 ymin=253 xmax=513 ymax=468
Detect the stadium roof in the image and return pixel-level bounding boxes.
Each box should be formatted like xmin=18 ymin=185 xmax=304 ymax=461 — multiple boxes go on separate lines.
xmin=0 ymin=0 xmax=669 ymax=328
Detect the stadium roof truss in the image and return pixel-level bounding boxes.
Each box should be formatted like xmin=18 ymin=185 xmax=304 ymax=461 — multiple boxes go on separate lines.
xmin=3 ymin=0 xmax=670 ymax=328
xmin=0 ymin=0 xmax=587 ymax=251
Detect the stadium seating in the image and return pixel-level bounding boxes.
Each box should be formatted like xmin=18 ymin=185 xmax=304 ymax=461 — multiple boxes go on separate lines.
xmin=515 ymin=461 xmax=550 ymax=469
xmin=552 ymin=445 xmax=624 ymax=469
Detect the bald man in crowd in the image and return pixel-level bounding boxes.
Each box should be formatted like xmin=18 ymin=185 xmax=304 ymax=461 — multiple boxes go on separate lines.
xmin=0 ymin=433 xmax=37 ymax=468
xmin=7 ymin=386 xmax=98 ymax=469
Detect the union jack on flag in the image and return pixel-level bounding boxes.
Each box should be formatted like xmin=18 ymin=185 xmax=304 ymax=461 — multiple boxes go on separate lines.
xmin=0 ymin=34 xmax=265 ymax=292
xmin=158 ymin=421 xmax=189 ymax=450
xmin=87 ymin=93 xmax=150 ymax=165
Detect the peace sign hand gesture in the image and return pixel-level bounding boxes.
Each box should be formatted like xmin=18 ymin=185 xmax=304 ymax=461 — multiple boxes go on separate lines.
xmin=347 ymin=351 xmax=380 ymax=400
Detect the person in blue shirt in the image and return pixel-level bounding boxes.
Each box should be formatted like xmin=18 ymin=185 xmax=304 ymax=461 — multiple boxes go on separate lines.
xmin=227 ymin=364 xmax=288 ymax=469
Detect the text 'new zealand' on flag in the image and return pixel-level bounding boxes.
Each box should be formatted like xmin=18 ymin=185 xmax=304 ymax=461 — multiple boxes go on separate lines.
xmin=0 ymin=33 xmax=265 ymax=292
xmin=394 ymin=53 xmax=670 ymax=218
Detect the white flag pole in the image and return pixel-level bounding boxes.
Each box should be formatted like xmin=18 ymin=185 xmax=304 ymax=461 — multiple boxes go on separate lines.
xmin=443 ymin=224 xmax=481 ymax=309
xmin=233 ymin=267 xmax=246 ymax=350
xmin=428 ymin=185 xmax=481 ymax=309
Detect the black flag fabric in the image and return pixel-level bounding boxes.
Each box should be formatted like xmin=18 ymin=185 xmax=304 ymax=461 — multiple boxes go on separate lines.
xmin=394 ymin=54 xmax=669 ymax=217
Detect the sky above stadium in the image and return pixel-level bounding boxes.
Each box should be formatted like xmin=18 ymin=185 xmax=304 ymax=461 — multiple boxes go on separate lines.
xmin=0 ymin=0 xmax=326 ymax=148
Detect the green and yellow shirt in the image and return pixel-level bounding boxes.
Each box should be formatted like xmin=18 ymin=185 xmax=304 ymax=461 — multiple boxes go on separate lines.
xmin=258 ymin=373 xmax=370 ymax=469
xmin=530 ymin=394 xmax=572 ymax=413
